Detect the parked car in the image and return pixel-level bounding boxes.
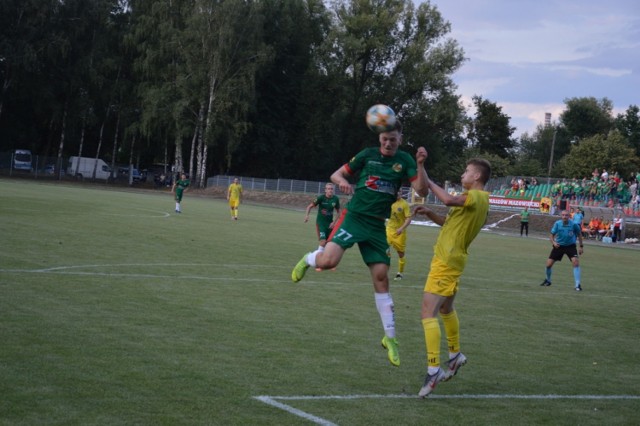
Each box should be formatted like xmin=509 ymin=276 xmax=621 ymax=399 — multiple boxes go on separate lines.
xmin=118 ymin=166 xmax=143 ymax=182
xmin=69 ymin=156 xmax=112 ymax=181
xmin=41 ymin=164 xmax=65 ymax=176
xmin=12 ymin=149 xmax=33 ymax=172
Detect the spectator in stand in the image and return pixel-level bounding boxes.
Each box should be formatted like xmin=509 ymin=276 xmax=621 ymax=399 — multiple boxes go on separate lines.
xmin=629 ymin=180 xmax=637 ymax=200
xmin=633 ymin=194 xmax=640 ymax=212
xmin=588 ymin=216 xmax=600 ymax=239
xmin=613 ymin=171 xmax=621 ymax=186
xmin=511 ymin=178 xmax=519 ymax=195
xmin=551 ymin=180 xmax=561 ymax=198
xmin=617 ymin=179 xmax=630 ymax=205
xmin=598 ymin=216 xmax=610 ymax=240
xmin=518 ymin=177 xmax=526 ymax=196
xmin=597 ymin=179 xmax=609 ymax=203
xmin=531 ymin=177 xmax=539 ymax=187
xmin=601 ymin=169 xmax=609 ymax=181
xmin=561 ymin=179 xmax=573 ymax=200
xmin=581 ymin=221 xmax=591 ymax=239
xmin=613 ymin=213 xmax=624 ymax=243
xmin=587 ymin=178 xmax=598 ymax=202
xmin=573 ymin=179 xmax=585 ymax=203
xmin=607 ymin=178 xmax=617 ymax=205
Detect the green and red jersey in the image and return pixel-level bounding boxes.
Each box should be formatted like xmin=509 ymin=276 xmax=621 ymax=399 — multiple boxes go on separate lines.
xmin=344 ymin=147 xmax=417 ymax=220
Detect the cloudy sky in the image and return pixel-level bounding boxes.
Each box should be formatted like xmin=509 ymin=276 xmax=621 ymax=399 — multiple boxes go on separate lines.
xmin=431 ymin=0 xmax=640 ymax=137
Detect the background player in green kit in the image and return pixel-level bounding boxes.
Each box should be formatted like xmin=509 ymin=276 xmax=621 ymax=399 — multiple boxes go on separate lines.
xmin=172 ymin=173 xmax=190 ymax=213
xmin=292 ymin=120 xmax=429 ymax=367
xmin=520 ymin=206 xmax=530 ymax=237
xmin=304 ymin=183 xmax=341 ymax=252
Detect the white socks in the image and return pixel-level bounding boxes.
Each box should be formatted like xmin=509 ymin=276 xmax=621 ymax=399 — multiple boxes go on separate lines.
xmin=306 ymin=250 xmax=318 ymax=268
xmin=375 ymin=292 xmax=395 ymax=338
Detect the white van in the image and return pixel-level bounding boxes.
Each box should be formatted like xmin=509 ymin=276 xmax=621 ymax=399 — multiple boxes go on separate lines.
xmin=68 ymin=156 xmax=112 ymax=180
xmin=12 ymin=149 xmax=33 ymax=172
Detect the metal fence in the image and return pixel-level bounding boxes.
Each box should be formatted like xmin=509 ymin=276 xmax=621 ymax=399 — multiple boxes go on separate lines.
xmin=206 ymin=174 xmax=444 ymax=203
xmin=207 ymin=175 xmax=347 ymax=196
xmin=4 ymin=152 xmax=633 ymax=220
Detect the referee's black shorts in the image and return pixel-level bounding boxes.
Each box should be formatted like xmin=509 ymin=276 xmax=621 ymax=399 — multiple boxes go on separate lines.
xmin=548 ymin=244 xmax=578 ymax=261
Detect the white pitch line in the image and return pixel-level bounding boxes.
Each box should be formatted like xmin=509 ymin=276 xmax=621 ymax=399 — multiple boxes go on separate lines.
xmin=1 ymin=264 xmax=639 ymax=301
xmin=254 ymin=393 xmax=640 ymax=425
xmin=412 ymin=214 xmax=520 ymax=231
xmin=263 ymin=393 xmax=640 ymax=400
xmin=254 ymin=396 xmax=337 ymax=426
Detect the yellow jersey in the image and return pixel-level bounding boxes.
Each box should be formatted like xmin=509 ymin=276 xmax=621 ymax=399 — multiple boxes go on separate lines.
xmin=433 ymin=189 xmax=489 ymax=273
xmin=228 ymin=183 xmax=243 ymax=200
xmin=387 ymin=198 xmax=411 ymax=230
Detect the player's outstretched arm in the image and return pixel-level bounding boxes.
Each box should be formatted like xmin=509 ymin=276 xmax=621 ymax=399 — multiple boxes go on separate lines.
xmin=427 ymin=179 xmax=467 ymax=207
xmin=413 ymin=205 xmax=446 ymax=226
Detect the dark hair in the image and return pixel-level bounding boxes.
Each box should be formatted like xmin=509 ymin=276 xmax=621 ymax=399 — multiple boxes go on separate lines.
xmin=392 ymin=118 xmax=403 ymax=133
xmin=467 ymin=158 xmax=491 ymax=184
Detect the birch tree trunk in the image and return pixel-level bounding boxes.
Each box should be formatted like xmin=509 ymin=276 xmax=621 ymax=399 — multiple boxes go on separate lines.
xmin=197 ymin=73 xmax=217 ymax=185
xmin=188 ymin=123 xmax=197 ymax=184
xmin=57 ymin=101 xmax=68 ymax=177
xmin=111 ymin=111 xmax=121 ymax=179
xmin=194 ymin=100 xmax=206 ymax=188
xmin=94 ymin=107 xmax=109 ymax=181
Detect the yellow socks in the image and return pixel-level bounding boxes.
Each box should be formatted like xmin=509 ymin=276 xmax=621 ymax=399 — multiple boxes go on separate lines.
xmin=422 ymin=317 xmax=441 ymax=368
xmin=441 ymin=310 xmax=460 ymax=354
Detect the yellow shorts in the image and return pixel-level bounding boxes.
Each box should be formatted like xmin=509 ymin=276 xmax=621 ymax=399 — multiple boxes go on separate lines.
xmin=229 ymin=199 xmax=240 ymax=208
xmin=386 ymin=228 xmax=407 ymax=253
xmin=424 ymin=256 xmax=461 ymax=297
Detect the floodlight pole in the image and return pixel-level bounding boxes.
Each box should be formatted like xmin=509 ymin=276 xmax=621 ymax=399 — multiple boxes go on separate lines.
xmin=547 ymin=129 xmax=557 ymax=184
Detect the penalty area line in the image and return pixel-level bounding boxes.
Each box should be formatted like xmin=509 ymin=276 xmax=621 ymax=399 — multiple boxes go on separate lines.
xmin=254 ymin=393 xmax=640 ymax=425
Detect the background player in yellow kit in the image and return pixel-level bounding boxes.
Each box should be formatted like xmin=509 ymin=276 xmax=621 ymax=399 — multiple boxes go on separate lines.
xmin=227 ymin=177 xmax=243 ymax=220
xmin=386 ymin=189 xmax=412 ymax=281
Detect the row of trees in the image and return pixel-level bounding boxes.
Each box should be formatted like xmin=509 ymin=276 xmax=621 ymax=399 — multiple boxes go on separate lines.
xmin=1 ymin=0 xmax=639 ymax=187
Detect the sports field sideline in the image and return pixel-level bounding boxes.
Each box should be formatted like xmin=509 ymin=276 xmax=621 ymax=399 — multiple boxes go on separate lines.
xmin=1 ymin=179 xmax=638 ymax=425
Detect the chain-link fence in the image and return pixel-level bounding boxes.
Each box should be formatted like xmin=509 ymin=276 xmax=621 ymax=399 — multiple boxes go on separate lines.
xmin=206 ymin=174 xmax=445 ymax=204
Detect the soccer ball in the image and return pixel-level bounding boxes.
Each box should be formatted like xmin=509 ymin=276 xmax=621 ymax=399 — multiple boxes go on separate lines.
xmin=366 ymin=104 xmax=396 ymax=133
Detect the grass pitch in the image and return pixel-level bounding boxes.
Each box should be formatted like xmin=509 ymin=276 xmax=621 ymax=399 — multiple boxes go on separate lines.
xmin=1 ymin=179 xmax=639 ymax=425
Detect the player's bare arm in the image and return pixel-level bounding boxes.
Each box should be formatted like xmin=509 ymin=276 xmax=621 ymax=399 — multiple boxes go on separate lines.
xmin=412 ymin=147 xmax=429 ymax=197
xmin=427 ymin=178 xmax=467 ymax=207
xmin=396 ymin=217 xmax=412 ymax=235
xmin=304 ymin=202 xmax=315 ymax=222
xmin=331 ymin=165 xmax=353 ymax=195
xmin=413 ymin=205 xmax=446 ymax=226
